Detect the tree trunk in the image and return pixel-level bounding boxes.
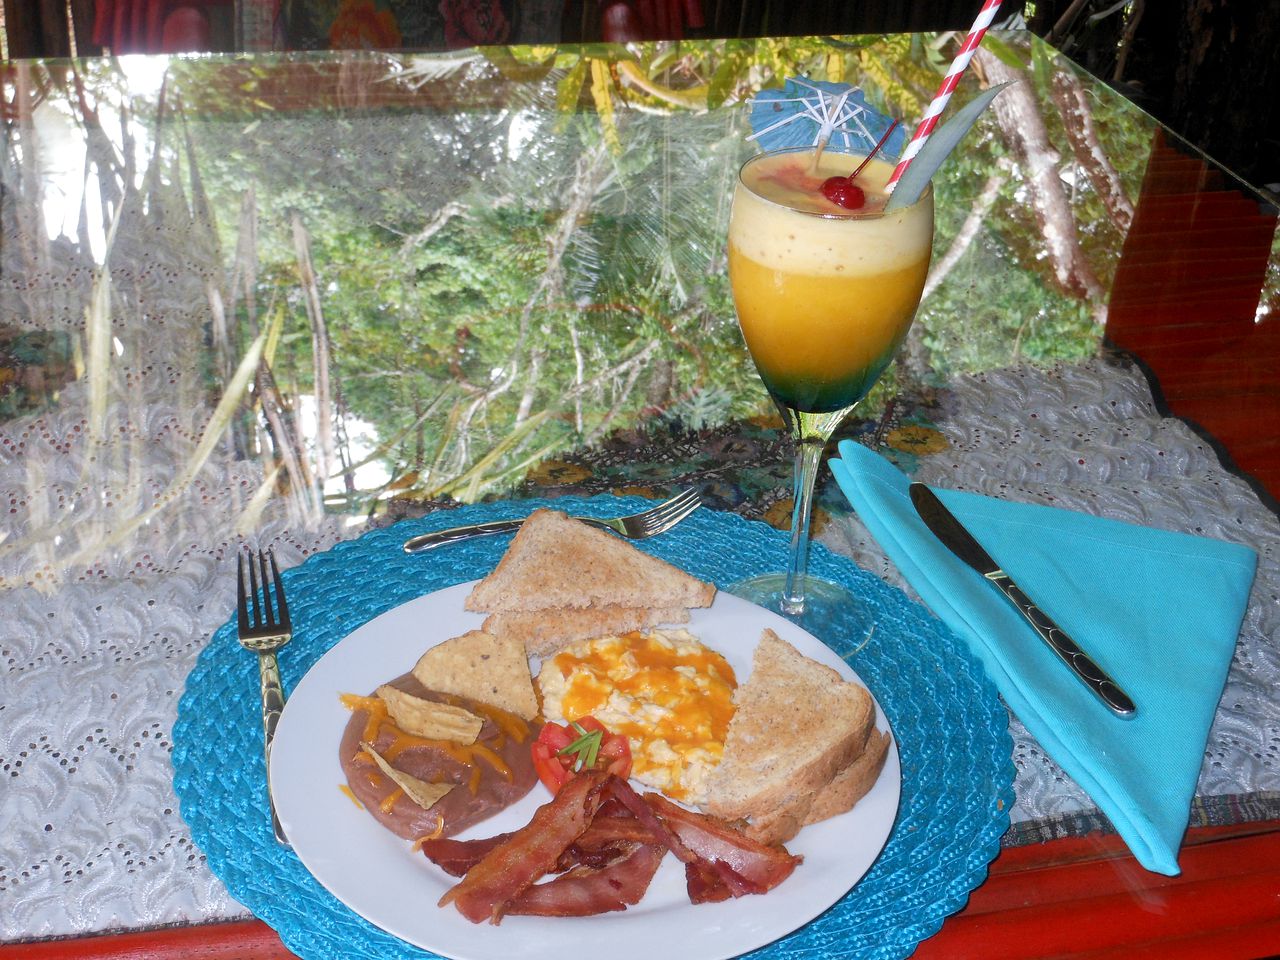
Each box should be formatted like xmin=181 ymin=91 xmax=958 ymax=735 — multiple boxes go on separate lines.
xmin=291 ymin=211 xmax=335 ymax=488
xmin=1035 ymin=0 xmax=1280 ymax=193
xmin=1050 ymin=67 xmax=1134 ymax=232
xmin=922 ymin=168 xmax=1007 ymax=304
xmin=902 ymin=167 xmax=1006 ymax=388
xmin=979 ymin=49 xmax=1107 ymax=322
xmin=9 ymin=64 xmax=57 ymax=329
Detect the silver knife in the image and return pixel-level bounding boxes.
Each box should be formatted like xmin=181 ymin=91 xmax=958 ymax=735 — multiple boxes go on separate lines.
xmin=908 ymin=482 xmax=1136 ymax=717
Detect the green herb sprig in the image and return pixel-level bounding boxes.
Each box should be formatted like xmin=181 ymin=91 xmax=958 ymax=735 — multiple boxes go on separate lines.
xmin=556 ymin=722 xmax=603 ymax=772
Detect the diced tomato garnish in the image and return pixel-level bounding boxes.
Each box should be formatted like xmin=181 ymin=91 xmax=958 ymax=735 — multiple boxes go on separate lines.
xmin=531 ymin=739 xmax=572 ymax=793
xmin=531 ymin=716 xmax=633 ymax=794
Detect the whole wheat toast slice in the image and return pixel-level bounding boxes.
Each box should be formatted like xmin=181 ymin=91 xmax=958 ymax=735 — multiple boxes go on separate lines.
xmin=702 ymin=629 xmax=877 ymax=826
xmin=464 ymin=508 xmax=715 ymax=613
xmin=802 ymin=728 xmax=890 ymax=825
xmin=742 ymin=728 xmax=891 ymax=845
xmin=483 ymin=605 xmax=691 ymax=657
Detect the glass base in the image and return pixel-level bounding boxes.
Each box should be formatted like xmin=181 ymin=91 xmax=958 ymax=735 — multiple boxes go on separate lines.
xmin=726 ymin=572 xmax=875 ymax=650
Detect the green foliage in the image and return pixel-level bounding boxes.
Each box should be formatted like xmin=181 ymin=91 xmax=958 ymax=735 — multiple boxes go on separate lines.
xmin=664 ymin=386 xmax=737 ymax=431
xmin=157 ymin=32 xmax=1154 ymax=507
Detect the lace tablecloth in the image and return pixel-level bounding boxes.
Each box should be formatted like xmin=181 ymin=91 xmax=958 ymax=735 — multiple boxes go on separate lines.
xmin=2 ymin=355 xmax=1278 ymax=941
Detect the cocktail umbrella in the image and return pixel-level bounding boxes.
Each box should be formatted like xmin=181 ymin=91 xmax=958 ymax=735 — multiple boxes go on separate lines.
xmin=747 ymin=77 xmax=905 ymax=157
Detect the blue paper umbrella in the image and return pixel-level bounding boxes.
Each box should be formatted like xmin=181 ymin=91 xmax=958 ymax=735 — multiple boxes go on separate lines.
xmin=748 ymin=77 xmax=906 ymax=157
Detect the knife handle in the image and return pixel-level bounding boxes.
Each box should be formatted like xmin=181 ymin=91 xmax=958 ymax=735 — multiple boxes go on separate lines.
xmin=985 ymin=572 xmax=1136 ymax=717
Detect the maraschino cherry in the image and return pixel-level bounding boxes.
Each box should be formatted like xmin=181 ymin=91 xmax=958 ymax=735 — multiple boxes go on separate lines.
xmin=816 ymin=118 xmax=900 ymax=211
xmin=821 ymin=176 xmax=866 ymax=210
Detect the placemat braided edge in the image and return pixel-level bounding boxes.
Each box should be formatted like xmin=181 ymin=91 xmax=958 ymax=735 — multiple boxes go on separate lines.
xmin=172 ymin=496 xmax=1014 ymax=960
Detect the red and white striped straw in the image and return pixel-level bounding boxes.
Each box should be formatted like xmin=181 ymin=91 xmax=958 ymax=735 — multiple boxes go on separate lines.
xmin=885 ymin=0 xmax=1003 ymax=194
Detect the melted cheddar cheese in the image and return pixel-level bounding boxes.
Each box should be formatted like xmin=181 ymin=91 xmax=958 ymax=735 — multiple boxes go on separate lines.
xmin=537 ymin=629 xmax=736 ymax=803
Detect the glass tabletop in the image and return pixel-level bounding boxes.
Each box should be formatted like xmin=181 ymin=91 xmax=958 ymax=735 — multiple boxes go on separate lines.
xmin=1 ymin=30 xmax=1277 ymax=951
xmin=2 ymin=33 xmax=1268 ymax=521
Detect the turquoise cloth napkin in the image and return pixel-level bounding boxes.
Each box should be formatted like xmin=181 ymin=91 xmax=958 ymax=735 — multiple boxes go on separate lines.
xmin=829 ymin=440 xmax=1258 ymax=875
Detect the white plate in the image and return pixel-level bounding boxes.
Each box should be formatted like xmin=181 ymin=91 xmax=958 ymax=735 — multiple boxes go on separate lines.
xmin=270 ymin=582 xmax=900 ymax=960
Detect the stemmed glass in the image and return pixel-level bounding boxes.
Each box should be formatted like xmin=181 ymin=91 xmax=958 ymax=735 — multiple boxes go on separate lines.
xmin=727 ymin=146 xmax=934 ymax=629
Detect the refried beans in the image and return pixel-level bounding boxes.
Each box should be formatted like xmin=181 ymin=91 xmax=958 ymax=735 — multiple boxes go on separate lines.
xmin=338 ymin=673 xmax=540 ymax=840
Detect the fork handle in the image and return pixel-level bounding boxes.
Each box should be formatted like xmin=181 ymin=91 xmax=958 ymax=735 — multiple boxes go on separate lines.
xmin=402 ymin=518 xmax=526 ymax=552
xmin=257 ymin=651 xmax=289 ymax=846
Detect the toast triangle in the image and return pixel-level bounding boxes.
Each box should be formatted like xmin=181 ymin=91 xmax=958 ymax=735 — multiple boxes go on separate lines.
xmin=464 ymin=508 xmax=715 ymax=614
xmin=702 ymin=629 xmax=877 ymax=825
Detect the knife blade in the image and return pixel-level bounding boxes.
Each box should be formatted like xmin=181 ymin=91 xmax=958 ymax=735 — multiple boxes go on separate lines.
xmin=908 ymin=482 xmax=1136 ymax=717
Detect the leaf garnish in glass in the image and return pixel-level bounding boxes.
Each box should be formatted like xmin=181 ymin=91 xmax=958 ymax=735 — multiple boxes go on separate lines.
xmin=884 ymin=81 xmax=1012 ymax=211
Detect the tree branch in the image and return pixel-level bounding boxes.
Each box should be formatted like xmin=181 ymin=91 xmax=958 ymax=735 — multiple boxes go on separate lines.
xmin=1050 ymin=67 xmax=1134 ymax=232
xmin=922 ymin=168 xmax=1007 ymax=303
xmin=400 ymin=200 xmax=467 ymax=253
xmin=978 ymin=49 xmax=1108 ymax=324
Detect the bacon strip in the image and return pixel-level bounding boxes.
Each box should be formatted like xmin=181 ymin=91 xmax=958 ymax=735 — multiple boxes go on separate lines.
xmin=685 ymin=857 xmax=733 ymax=904
xmin=645 ymin=793 xmax=802 ymax=896
xmin=505 ymin=842 xmax=665 ymax=917
xmin=439 ymin=770 xmax=609 ymax=924
xmin=424 ymin=803 xmax=656 ymax=877
xmin=574 ymin=813 xmax=660 ymax=849
xmin=592 ymin=796 xmax=633 ymax=819
xmin=605 ymin=777 xmax=697 ymax=863
xmin=419 ymin=832 xmax=514 ymax=877
xmin=559 ymin=813 xmax=662 ymax=870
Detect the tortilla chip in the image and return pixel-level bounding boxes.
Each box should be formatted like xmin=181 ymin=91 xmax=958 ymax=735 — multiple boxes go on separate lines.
xmin=411 ymin=629 xmax=538 ymax=720
xmin=375 ymin=684 xmax=482 ymax=744
xmin=360 ymin=742 xmax=455 ymax=811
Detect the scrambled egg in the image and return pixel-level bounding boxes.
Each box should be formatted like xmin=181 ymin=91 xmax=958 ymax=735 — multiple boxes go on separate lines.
xmin=536 ymin=629 xmax=737 ymax=804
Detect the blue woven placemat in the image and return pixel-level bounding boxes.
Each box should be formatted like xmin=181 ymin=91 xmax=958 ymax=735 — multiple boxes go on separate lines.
xmin=173 ymin=496 xmax=1014 ymax=960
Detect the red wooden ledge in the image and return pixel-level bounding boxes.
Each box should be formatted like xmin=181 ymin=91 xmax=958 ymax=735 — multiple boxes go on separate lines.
xmin=6 ymin=819 xmax=1279 ymax=959
xmin=1 ymin=920 xmax=296 ymax=959
xmin=913 ymin=820 xmax=1280 ymax=960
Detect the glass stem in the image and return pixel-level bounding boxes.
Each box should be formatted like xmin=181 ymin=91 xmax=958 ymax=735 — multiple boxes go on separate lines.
xmin=780 ymin=407 xmax=849 ymax=616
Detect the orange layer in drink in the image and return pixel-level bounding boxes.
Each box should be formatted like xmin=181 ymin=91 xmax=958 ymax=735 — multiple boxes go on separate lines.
xmin=729 ymin=150 xmax=934 ymax=412
xmin=728 ymin=246 xmax=930 ymax=411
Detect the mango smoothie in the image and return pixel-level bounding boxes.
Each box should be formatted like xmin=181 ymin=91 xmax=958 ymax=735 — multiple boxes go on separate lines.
xmin=728 ymin=149 xmax=934 ymax=413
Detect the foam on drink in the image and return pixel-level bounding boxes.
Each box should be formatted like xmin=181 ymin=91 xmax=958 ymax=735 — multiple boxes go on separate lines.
xmin=731 ymin=150 xmax=933 ymax=278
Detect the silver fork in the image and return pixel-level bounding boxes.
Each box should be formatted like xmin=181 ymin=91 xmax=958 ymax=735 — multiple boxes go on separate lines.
xmin=402 ymin=486 xmax=702 ymax=553
xmin=236 ymin=548 xmax=291 ymax=846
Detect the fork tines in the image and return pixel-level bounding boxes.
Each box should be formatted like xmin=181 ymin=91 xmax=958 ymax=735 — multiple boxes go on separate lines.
xmin=237 ymin=548 xmax=291 ymax=634
xmin=642 ymin=486 xmax=700 ymax=529
xmin=663 ymin=487 xmax=700 ymax=516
